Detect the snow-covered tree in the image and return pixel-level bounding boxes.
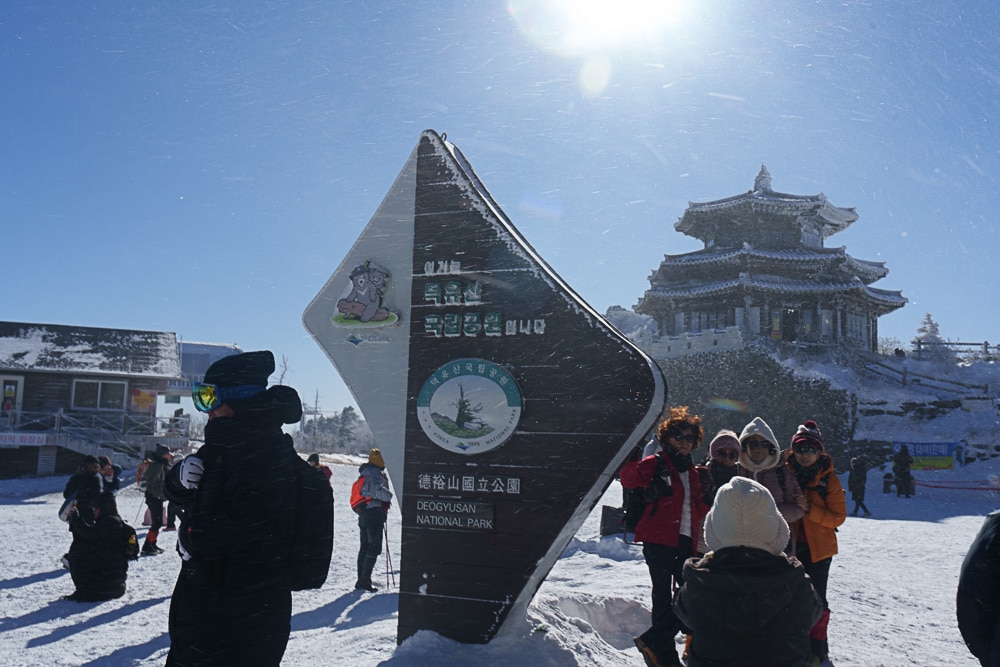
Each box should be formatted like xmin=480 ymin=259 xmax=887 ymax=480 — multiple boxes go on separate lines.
xmin=912 ymin=313 xmax=956 ymax=364
xmin=296 ymin=406 xmax=373 ymax=455
xmin=604 ymin=305 xmax=657 ymax=338
xmin=878 ymin=336 xmax=903 ymax=356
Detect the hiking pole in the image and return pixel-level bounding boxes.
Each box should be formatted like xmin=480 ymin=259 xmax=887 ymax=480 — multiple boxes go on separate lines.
xmin=384 ymin=523 xmax=396 ymax=588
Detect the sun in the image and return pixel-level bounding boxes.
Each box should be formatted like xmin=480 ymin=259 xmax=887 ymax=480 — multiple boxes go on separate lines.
xmin=509 ymin=0 xmax=686 ymax=58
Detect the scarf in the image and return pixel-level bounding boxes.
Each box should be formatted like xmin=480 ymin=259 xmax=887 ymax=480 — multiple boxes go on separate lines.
xmin=666 ymin=445 xmax=693 ymax=473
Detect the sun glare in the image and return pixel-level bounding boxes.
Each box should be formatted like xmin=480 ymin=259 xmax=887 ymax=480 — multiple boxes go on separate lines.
xmin=509 ymin=0 xmax=686 ymax=58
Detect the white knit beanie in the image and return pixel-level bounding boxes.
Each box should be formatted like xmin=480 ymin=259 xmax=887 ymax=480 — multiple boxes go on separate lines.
xmin=704 ymin=477 xmax=790 ymax=556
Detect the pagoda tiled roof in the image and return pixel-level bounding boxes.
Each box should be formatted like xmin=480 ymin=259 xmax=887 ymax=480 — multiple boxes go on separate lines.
xmin=643 ymin=273 xmax=906 ymax=310
xmin=674 ymin=167 xmax=858 ymax=243
xmin=652 ymin=244 xmax=889 ymax=282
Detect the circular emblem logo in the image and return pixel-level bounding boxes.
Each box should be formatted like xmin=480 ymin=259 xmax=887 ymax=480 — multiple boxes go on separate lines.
xmin=417 ymin=358 xmax=522 ymax=455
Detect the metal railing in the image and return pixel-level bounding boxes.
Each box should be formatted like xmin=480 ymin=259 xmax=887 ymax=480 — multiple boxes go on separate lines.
xmin=0 ymin=409 xmax=190 ymax=436
xmin=1 ymin=408 xmax=192 ymax=466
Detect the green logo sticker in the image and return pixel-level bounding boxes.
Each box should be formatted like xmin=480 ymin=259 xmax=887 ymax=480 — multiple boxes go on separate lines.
xmin=417 ymin=359 xmax=522 ymax=455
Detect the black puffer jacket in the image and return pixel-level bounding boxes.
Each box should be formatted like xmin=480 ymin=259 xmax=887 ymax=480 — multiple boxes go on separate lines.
xmin=674 ymin=546 xmax=823 ymax=667
xmin=64 ymin=471 xmax=103 ymax=518
xmin=958 ymin=510 xmax=1000 ymax=664
xmin=166 ymin=385 xmax=302 ymax=569
xmin=163 ymin=386 xmax=303 ymax=665
xmin=67 ymin=495 xmax=128 ymax=600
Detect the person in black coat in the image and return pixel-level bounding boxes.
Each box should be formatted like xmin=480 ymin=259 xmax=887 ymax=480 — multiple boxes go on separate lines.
xmin=958 ymin=510 xmax=1000 ymax=666
xmin=164 ymin=350 xmax=303 ymax=667
xmin=65 ymin=492 xmax=129 ymax=602
xmin=674 ymin=477 xmax=823 ymax=667
xmin=64 ymin=455 xmax=104 ymax=519
xmin=61 ymin=455 xmax=105 ymax=568
xmin=848 ymin=456 xmax=872 ymax=517
xmin=893 ymin=445 xmax=915 ymax=498
xmin=98 ymin=455 xmax=123 ymax=495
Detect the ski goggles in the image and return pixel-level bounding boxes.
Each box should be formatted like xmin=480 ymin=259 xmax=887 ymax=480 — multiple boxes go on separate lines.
xmin=191 ymin=383 xmax=266 ymax=413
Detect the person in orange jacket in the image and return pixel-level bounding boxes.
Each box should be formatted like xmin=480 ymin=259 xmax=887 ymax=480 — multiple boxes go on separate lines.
xmin=786 ymin=420 xmax=847 ymax=665
xmin=620 ymin=406 xmax=709 ymax=667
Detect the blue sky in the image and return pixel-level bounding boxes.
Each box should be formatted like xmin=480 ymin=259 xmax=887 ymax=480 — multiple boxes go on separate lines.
xmin=3 ymin=1 xmax=999 ymax=415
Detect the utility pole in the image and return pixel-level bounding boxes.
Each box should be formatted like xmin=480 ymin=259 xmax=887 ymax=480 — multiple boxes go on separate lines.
xmin=300 ymin=390 xmax=323 ymax=452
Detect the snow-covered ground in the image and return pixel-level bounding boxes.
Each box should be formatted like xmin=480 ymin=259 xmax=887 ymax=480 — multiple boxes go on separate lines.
xmin=0 ymin=453 xmax=991 ymax=666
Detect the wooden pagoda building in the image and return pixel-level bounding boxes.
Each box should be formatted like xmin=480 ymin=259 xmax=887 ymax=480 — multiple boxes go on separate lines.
xmin=635 ymin=166 xmax=906 ymax=352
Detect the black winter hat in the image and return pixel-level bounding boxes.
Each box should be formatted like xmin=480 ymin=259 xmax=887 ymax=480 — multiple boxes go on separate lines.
xmin=204 ymin=350 xmax=274 ymax=388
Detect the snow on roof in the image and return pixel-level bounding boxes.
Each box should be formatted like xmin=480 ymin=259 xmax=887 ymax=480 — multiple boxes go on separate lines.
xmin=0 ymin=321 xmax=181 ymax=378
xmin=655 ymin=245 xmax=890 ymax=282
xmin=645 ymin=274 xmax=907 ymax=306
xmin=675 ymin=167 xmax=859 ymax=241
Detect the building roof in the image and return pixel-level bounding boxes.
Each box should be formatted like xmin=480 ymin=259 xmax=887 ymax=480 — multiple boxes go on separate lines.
xmin=641 ymin=273 xmax=907 ymax=312
xmin=649 ymin=244 xmax=890 ymax=284
xmin=0 ymin=322 xmax=181 ymax=378
xmin=674 ymin=166 xmax=858 ymax=243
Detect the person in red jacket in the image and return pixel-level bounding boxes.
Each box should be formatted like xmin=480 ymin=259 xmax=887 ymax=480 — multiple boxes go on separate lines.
xmin=620 ymin=406 xmax=710 ymax=667
xmin=307 ymin=453 xmax=333 ymax=484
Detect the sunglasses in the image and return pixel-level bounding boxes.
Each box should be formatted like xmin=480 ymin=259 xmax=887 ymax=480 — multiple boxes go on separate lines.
xmin=715 ymin=450 xmax=739 ymax=461
xmin=794 ymin=445 xmax=821 ymax=455
xmin=191 ymin=383 xmax=265 ymax=413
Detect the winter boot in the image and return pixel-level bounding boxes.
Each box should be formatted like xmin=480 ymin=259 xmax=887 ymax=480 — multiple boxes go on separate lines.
xmin=355 ymin=555 xmax=379 ymax=591
xmin=633 ymin=636 xmax=663 ymax=667
xmin=809 ymin=638 xmax=829 ymax=662
xmin=141 ymin=529 xmax=163 ymax=555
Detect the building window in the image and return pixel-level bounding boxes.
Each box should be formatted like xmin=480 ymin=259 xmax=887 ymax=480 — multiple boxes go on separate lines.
xmin=73 ymin=380 xmax=127 ymax=410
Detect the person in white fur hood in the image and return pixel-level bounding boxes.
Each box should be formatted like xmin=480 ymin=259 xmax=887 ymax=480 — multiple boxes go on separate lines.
xmin=674 ymin=477 xmax=823 ymax=667
xmin=737 ymin=416 xmax=808 ymax=550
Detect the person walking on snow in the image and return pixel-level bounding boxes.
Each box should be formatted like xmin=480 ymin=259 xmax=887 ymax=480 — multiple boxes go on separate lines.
xmin=848 ymin=456 xmax=872 ymax=517
xmin=354 ymin=448 xmax=393 ymax=592
xmin=140 ymin=444 xmax=171 ymax=555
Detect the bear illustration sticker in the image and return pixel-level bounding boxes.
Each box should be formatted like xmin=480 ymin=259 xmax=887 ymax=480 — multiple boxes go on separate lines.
xmin=332 ymin=260 xmax=399 ymax=327
xmin=417 ymin=358 xmax=522 ymax=454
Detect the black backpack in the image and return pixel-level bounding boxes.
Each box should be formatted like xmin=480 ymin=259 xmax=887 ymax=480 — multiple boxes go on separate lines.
xmin=123 ymin=522 xmax=140 ymax=561
xmin=287 ymin=448 xmax=335 ymax=591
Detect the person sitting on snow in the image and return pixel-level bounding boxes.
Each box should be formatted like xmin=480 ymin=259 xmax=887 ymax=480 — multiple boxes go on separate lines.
xmin=64 ymin=492 xmax=130 ymax=602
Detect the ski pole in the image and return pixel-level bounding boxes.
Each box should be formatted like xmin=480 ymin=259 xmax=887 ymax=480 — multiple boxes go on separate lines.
xmin=384 ymin=523 xmax=396 ymax=588
xmin=134 ymin=493 xmax=145 ymax=525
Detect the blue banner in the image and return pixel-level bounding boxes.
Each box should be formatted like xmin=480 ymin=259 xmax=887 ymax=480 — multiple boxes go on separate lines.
xmin=893 ymin=441 xmax=964 ymax=470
